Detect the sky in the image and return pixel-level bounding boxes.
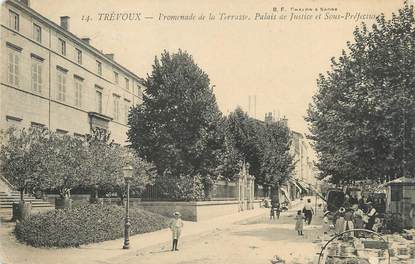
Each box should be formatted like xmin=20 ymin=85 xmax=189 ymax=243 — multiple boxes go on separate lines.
xmin=31 ymin=0 xmax=404 ymax=135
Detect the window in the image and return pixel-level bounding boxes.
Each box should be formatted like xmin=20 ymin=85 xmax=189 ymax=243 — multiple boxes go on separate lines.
xmin=74 ymin=77 xmax=83 ymax=107
xmin=125 ymin=78 xmax=129 ymax=90
xmin=95 ymin=89 xmax=103 ymax=113
xmin=97 ymin=61 xmax=102 ymax=75
xmin=58 ymin=38 xmax=66 ymax=56
xmin=6 ymin=115 xmax=22 ymax=127
xmin=56 ymin=129 xmax=68 ymax=135
xmin=9 ymin=10 xmax=19 ymax=31
xmin=57 ymin=69 xmax=67 ymax=102
xmin=31 ymin=122 xmax=45 ymax=129
xmin=7 ymin=50 xmax=19 ymax=86
xmin=75 ymin=48 xmax=82 ymax=64
xmin=124 ymin=99 xmax=130 ymax=123
xmin=31 ymin=59 xmax=42 ymax=93
xmin=113 ymin=95 xmax=120 ymax=121
xmin=114 ymin=71 xmax=119 ymax=84
xmin=33 ymin=24 xmax=41 ymax=43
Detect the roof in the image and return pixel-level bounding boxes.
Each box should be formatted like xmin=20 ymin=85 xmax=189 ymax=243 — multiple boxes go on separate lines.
xmin=7 ymin=0 xmax=145 ymax=84
xmin=385 ymin=176 xmax=415 ymax=186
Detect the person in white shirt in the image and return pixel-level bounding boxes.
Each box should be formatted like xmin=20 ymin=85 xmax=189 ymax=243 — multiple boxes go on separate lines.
xmin=303 ymin=199 xmax=314 ymax=225
xmin=170 ymin=212 xmax=184 ymax=251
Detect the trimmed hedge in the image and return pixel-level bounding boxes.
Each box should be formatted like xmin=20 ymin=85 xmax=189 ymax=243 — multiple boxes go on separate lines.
xmin=15 ymin=204 xmax=170 ymax=247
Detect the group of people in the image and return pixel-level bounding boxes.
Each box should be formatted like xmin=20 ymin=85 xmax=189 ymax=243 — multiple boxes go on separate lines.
xmin=294 ymin=199 xmax=315 ymax=236
xmin=323 ymin=198 xmax=381 ymax=238
xmin=161 ymin=192 xmax=388 ymax=251
xmin=269 ymin=201 xmax=281 ymax=219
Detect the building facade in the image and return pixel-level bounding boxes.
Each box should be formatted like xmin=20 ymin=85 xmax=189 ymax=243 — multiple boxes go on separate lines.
xmin=289 ymin=131 xmax=316 ymax=197
xmin=1 ymin=0 xmax=143 ymax=144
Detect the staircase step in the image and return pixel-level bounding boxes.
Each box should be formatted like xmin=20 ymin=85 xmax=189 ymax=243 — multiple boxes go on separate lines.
xmin=0 ymin=187 xmax=55 ymax=212
xmin=0 ymin=199 xmax=38 ymax=203
xmin=0 ymin=204 xmax=54 ymax=209
xmin=0 ymin=202 xmax=52 ymax=206
xmin=0 ymin=195 xmax=34 ymax=197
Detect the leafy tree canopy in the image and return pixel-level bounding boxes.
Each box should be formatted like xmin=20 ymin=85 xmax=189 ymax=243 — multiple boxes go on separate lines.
xmin=128 ymin=50 xmax=224 ymax=195
xmin=306 ymin=2 xmax=415 ymax=183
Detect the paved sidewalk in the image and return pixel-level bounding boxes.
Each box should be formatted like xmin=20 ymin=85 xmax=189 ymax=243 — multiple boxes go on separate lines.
xmin=0 ymin=197 xmax=310 ymax=264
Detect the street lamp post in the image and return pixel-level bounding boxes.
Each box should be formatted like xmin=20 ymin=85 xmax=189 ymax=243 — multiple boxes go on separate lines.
xmin=122 ymin=165 xmax=133 ymax=250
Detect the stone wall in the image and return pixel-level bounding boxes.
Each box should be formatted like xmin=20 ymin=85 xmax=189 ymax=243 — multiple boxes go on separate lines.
xmin=137 ymin=200 xmax=262 ymax=221
xmin=43 ymin=194 xmax=262 ymax=222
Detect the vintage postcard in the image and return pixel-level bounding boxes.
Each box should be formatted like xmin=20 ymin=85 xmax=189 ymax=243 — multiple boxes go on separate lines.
xmin=0 ymin=0 xmax=413 ymax=264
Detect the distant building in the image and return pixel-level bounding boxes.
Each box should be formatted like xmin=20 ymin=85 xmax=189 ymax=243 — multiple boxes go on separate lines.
xmin=1 ymin=0 xmax=143 ymax=144
xmin=289 ymin=131 xmax=316 ymax=195
xmin=264 ymin=112 xmax=274 ymax=124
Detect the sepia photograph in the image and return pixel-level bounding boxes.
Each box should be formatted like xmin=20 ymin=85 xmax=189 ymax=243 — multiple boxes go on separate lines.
xmin=0 ymin=0 xmax=414 ymax=263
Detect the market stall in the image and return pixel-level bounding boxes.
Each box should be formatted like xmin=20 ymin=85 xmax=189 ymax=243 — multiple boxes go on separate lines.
xmin=317 ymin=229 xmax=415 ymax=264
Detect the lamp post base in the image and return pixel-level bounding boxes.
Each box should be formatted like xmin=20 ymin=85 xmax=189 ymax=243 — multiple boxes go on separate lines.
xmin=123 ymin=244 xmax=130 ymax=249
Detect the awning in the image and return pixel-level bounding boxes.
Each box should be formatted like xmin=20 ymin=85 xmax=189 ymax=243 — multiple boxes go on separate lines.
xmin=296 ymin=180 xmax=309 ymax=193
xmin=289 ymin=179 xmax=303 ymax=193
xmin=306 ymin=184 xmax=326 ymax=201
xmin=280 ymin=187 xmax=291 ymax=203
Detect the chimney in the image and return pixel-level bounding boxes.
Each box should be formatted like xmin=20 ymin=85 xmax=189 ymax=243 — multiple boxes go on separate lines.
xmin=18 ymin=0 xmax=30 ymax=6
xmin=81 ymin=38 xmax=91 ymax=45
xmin=60 ymin=16 xmax=70 ymax=31
xmin=105 ymin=53 xmax=115 ymax=60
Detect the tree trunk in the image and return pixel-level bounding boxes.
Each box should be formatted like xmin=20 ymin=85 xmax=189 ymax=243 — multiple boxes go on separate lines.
xmin=90 ymin=187 xmax=99 ymax=203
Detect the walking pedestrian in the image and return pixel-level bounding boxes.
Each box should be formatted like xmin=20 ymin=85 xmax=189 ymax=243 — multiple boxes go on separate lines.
xmin=170 ymin=212 xmax=183 ymax=251
xmin=295 ymin=210 xmax=304 ymax=236
xmin=303 ymin=198 xmax=314 ymax=225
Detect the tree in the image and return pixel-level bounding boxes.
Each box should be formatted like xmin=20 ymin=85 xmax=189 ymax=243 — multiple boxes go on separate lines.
xmin=128 ymin=50 xmax=223 ymax=198
xmin=224 ymin=107 xmax=265 ymax=182
xmin=99 ymin=147 xmax=156 ymax=203
xmin=306 ymin=2 xmax=415 ymax=183
xmin=223 ymin=107 xmax=294 ymax=189
xmin=45 ymin=133 xmax=87 ymax=199
xmin=0 ymin=127 xmax=52 ymax=200
xmin=260 ymin=122 xmax=294 ymax=187
xmin=83 ymin=128 xmax=156 ymax=203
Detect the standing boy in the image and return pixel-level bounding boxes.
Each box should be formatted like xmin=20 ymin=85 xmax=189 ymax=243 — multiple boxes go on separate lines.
xmin=170 ymin=212 xmax=184 ymax=251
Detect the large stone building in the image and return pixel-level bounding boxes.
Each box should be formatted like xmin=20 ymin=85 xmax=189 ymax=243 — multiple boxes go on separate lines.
xmin=1 ymin=0 xmax=143 ymax=144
